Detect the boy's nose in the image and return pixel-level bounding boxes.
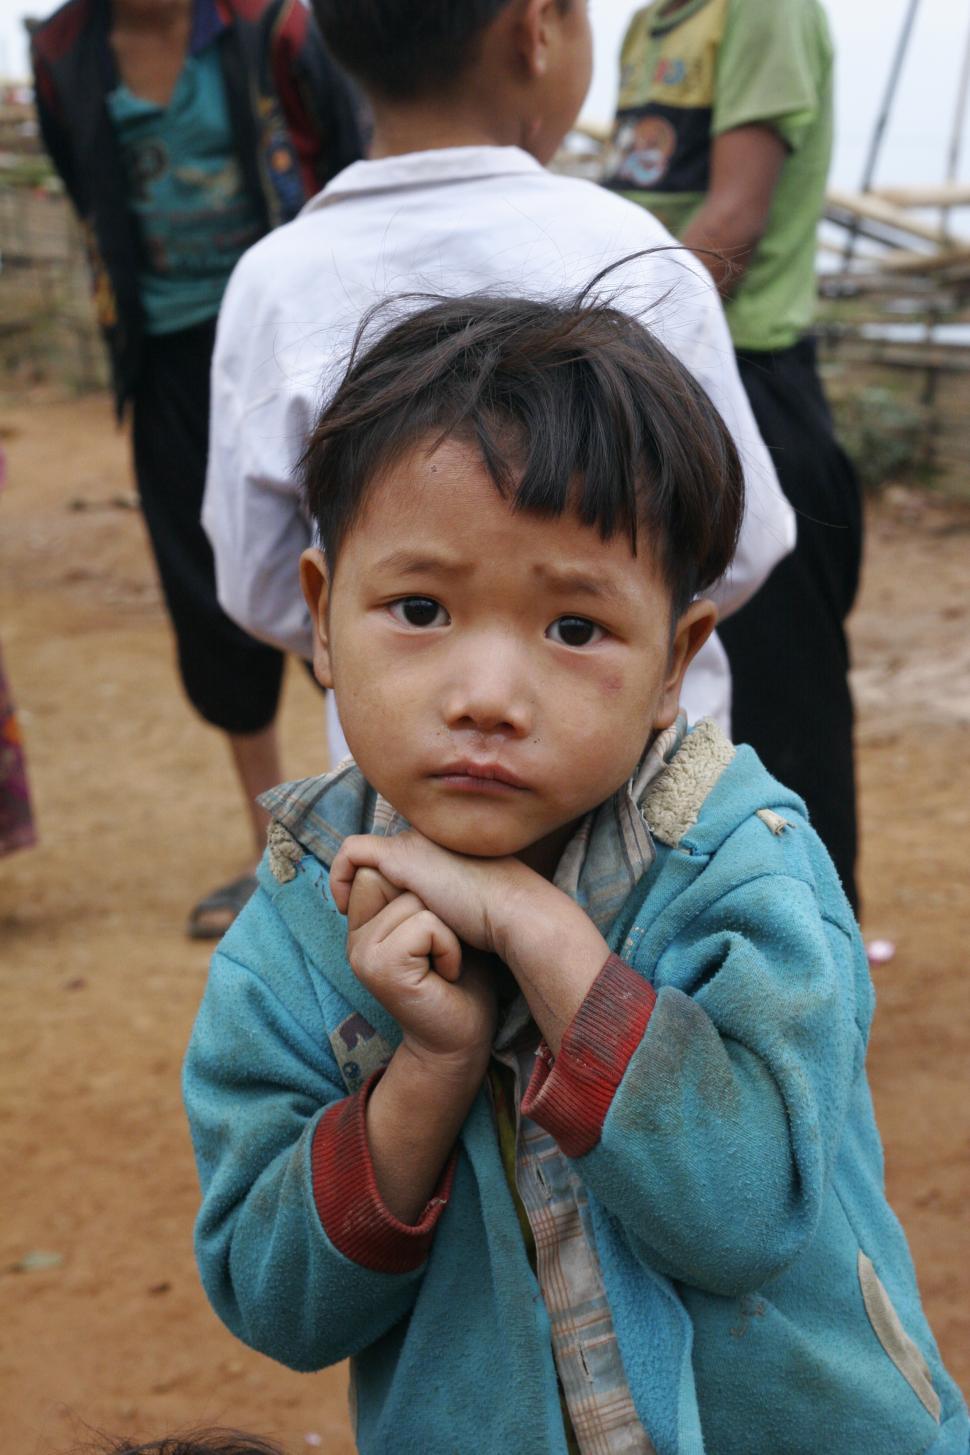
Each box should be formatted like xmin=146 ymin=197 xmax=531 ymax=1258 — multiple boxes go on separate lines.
xmin=442 ymin=638 xmax=533 ymax=736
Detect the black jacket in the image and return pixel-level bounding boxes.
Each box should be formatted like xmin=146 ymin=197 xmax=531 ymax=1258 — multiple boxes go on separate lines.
xmin=32 ymin=0 xmax=364 ymax=413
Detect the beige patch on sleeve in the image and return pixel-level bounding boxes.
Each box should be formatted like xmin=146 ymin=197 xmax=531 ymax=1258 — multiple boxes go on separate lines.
xmin=858 ymin=1251 xmax=941 ymax=1422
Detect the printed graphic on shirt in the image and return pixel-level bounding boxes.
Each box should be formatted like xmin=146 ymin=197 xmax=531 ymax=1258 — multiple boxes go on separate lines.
xmin=603 ymin=0 xmax=727 ymax=197
xmin=121 ymin=140 xmax=261 ymax=278
xmin=609 ymin=103 xmax=708 ymax=193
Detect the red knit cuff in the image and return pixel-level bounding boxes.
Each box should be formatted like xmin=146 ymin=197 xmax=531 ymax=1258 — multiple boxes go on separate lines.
xmin=521 ymin=954 xmax=656 ymax=1157
xmin=311 ymin=1070 xmax=456 ymax=1274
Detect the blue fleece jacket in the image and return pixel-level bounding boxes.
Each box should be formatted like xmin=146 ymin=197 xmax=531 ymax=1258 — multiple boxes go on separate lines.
xmin=183 ymin=724 xmax=968 ymax=1454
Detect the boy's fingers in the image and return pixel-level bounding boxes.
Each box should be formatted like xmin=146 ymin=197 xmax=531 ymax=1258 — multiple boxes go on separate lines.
xmin=331 ymin=834 xmax=398 ymax=912
xmin=426 ymin=916 xmax=463 ymax=983
xmin=350 ymin=891 xmax=427 ymax=955
xmin=379 ymin=911 xmax=463 ymax=985
xmin=332 ymin=831 xmax=438 ymax=914
xmin=349 ymin=897 xmax=463 ymax=986
xmin=346 ymin=866 xmax=404 ymax=933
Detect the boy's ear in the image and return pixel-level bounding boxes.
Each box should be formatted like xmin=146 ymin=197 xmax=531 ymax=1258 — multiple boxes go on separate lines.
xmin=512 ymin=0 xmax=561 ymax=78
xmin=653 ymin=598 xmax=719 ymax=730
xmin=300 ymin=547 xmax=334 ymax=689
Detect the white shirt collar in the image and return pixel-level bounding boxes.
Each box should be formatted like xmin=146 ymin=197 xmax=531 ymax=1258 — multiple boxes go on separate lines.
xmin=303 ymin=145 xmax=546 ymax=213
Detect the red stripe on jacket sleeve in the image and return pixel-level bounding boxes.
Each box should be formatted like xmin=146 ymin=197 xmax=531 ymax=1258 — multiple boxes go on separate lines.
xmin=521 ymin=954 xmax=657 ymax=1158
xmin=311 ymin=1070 xmax=456 ymax=1274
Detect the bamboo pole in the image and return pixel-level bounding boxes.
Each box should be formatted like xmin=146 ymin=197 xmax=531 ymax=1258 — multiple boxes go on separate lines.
xmin=872 ymin=183 xmax=970 ymax=209
xmin=868 ymin=243 xmax=970 ymax=274
xmin=923 ymin=4 xmax=970 ymax=407
xmin=828 ymin=187 xmax=964 ymax=247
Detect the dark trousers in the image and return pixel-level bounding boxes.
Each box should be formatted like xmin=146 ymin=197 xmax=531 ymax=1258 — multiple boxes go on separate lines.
xmin=719 ymin=337 xmax=863 ymax=910
xmin=132 ymin=319 xmax=285 ymax=735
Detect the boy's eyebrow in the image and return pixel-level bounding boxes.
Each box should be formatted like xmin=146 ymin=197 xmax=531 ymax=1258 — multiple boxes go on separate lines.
xmin=371 ymin=548 xmax=467 ymax=577
xmin=371 ymin=551 xmax=634 ymax=604
xmin=534 ymin=564 xmax=632 ymax=605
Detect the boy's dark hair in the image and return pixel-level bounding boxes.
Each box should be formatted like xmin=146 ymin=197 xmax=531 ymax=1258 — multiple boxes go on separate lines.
xmin=310 ymin=1 xmax=515 ymax=100
xmin=302 ymin=285 xmax=745 ymax=618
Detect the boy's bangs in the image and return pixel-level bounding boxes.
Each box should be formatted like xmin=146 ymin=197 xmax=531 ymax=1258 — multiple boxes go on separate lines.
xmin=302 ymin=291 xmax=744 ymax=613
xmin=460 ymin=399 xmax=641 ymax=553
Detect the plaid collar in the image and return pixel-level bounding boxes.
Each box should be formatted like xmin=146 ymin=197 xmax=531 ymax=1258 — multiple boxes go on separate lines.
xmin=551 ymin=714 xmax=685 ymax=935
xmin=260 ymin=713 xmax=688 ymax=942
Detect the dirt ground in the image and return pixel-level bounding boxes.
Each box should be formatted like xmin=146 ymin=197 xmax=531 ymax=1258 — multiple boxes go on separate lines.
xmin=1 ymin=393 xmax=968 ymax=1452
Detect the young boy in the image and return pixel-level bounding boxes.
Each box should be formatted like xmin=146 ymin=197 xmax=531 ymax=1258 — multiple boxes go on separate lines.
xmin=184 ymin=295 xmax=968 ymax=1455
xmin=201 ymin=0 xmax=796 ymax=745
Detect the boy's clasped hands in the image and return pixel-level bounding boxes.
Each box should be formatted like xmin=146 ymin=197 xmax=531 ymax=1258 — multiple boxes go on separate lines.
xmin=329 ymin=830 xmax=612 ymax=1226
xmin=331 ymin=830 xmax=611 ymax=1067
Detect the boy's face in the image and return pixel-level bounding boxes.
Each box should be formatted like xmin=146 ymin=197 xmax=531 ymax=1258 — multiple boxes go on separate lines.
xmin=302 ymin=436 xmax=713 ymax=873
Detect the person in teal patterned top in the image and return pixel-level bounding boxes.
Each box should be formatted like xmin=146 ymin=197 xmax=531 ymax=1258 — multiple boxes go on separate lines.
xmin=106 ymin=41 xmax=265 ymax=336
xmin=32 ymin=0 xmax=363 ymax=937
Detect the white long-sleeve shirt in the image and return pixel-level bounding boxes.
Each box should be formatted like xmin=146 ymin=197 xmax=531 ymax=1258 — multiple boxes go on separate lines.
xmin=203 ymin=145 xmax=795 ymax=730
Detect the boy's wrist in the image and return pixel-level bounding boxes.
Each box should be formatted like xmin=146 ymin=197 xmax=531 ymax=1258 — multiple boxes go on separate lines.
xmin=490 ymin=860 xmax=565 ymax=961
xmin=493 ymin=872 xmax=611 ymax=1053
xmin=396 ymin=1035 xmax=491 ymax=1095
xmin=363 ymin=1039 xmax=487 ymax=1225
xmin=313 ymin=1068 xmax=458 ymax=1269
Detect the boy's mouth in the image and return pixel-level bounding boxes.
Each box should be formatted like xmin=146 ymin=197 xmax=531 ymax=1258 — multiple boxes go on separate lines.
xmin=433 ymin=760 xmax=528 ymax=793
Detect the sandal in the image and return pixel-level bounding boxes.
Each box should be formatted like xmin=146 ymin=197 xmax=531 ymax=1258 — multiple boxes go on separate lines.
xmin=186 ymin=872 xmax=258 ymax=941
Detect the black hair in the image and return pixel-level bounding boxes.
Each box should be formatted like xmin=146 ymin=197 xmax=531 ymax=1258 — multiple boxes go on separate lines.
xmin=301 ymin=282 xmax=745 ymax=618
xmin=310 ymin=0 xmax=517 ymax=100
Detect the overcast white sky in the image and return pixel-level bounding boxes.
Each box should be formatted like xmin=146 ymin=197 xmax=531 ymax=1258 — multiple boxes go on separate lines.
xmin=1 ymin=0 xmax=967 ymax=193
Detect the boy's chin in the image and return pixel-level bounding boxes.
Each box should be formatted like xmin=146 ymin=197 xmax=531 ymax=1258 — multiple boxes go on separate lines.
xmin=418 ymin=821 xmax=531 ymax=861
xmin=407 ymin=805 xmax=577 ymax=869
xmin=406 ymin=806 xmax=548 ymax=862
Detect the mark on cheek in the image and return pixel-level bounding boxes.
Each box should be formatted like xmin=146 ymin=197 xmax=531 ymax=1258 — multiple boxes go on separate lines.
xmin=602 ymin=672 xmax=625 ymax=696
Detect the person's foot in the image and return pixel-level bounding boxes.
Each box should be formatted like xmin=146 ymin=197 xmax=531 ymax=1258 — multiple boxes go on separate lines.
xmin=186 ymin=872 xmax=258 ymax=940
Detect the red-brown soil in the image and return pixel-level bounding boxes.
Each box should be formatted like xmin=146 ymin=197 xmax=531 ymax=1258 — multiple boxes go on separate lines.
xmin=1 ymin=395 xmax=967 ymax=1452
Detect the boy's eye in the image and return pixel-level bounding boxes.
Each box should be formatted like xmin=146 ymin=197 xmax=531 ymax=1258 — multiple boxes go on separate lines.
xmin=388 ymin=596 xmax=450 ymax=628
xmin=547 ymin=616 xmax=605 ymax=648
